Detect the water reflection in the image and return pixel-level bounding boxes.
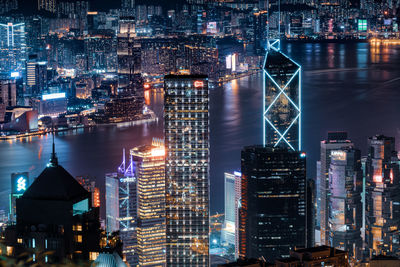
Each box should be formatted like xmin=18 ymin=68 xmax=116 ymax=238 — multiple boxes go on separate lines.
xmin=0 ymin=43 xmax=400 ymax=214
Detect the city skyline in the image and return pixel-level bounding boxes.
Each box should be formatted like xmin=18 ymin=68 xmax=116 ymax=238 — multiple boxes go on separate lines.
xmin=1 ymin=0 xmax=400 ymax=265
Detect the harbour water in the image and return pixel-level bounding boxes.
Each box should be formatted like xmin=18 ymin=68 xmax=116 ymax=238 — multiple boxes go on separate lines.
xmin=1 ymin=42 xmax=400 ymax=215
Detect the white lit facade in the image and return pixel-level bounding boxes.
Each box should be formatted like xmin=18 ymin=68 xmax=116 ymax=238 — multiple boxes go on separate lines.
xmin=164 ymin=75 xmax=210 ymax=266
xmin=0 ymin=22 xmax=26 ymax=73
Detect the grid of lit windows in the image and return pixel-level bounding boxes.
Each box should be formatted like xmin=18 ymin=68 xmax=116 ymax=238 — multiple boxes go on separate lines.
xmin=131 ymin=143 xmax=166 ymax=266
xmin=164 ymin=75 xmax=209 ymax=266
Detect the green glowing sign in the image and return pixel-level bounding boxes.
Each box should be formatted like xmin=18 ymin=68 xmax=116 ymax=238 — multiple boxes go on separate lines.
xmin=358 ymin=19 xmax=367 ymax=31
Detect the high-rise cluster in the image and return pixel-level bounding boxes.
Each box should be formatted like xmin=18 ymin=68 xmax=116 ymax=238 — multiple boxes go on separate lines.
xmin=316 ymin=133 xmax=400 ymax=262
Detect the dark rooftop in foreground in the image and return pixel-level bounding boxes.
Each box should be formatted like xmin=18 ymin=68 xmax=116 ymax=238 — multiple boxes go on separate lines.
xmin=22 ymin=164 xmax=89 ymax=202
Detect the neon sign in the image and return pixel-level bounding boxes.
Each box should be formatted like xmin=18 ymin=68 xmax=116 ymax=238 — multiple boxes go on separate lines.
xmin=42 ymin=92 xmax=66 ymax=100
xmin=194 ymin=81 xmax=204 ymax=88
xmin=17 ymin=177 xmax=27 ymax=192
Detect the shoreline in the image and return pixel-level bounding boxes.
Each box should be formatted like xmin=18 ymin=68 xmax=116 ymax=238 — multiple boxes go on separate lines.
xmin=283 ymin=38 xmax=369 ymax=44
xmin=0 ymin=109 xmax=158 ymax=141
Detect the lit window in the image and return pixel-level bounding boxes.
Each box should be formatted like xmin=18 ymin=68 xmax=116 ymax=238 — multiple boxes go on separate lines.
xmin=6 ymin=246 xmax=13 ymax=256
xmin=75 ymin=235 xmax=82 ymax=243
xmin=89 ymin=252 xmax=99 ymax=260
xmin=17 ymin=238 xmax=22 ymax=244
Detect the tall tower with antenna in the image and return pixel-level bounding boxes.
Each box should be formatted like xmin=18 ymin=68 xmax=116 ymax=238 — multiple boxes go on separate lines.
xmin=263 ymin=0 xmax=302 ymax=151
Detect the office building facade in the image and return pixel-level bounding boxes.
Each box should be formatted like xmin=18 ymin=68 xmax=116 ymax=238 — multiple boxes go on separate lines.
xmin=164 ymin=74 xmax=210 ymax=266
xmin=263 ymin=42 xmax=301 ymax=151
xmin=131 ymin=142 xmax=166 ymax=266
xmin=239 ymin=146 xmax=307 ymax=262
xmin=317 ymin=132 xmax=353 ymax=245
xmin=365 ymin=135 xmax=400 ymax=257
xmin=328 ymin=147 xmax=363 ymax=260
xmin=222 ymin=171 xmax=241 ymax=258
xmin=105 ymin=173 xmax=119 ymax=234
xmin=26 ymin=55 xmax=47 ymax=96
xmin=119 ymin=174 xmax=138 ymax=266
xmin=0 ymin=22 xmax=26 ymax=73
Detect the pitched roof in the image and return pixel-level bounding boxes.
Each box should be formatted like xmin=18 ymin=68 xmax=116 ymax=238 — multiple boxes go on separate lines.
xmin=22 ymin=164 xmax=89 ymax=202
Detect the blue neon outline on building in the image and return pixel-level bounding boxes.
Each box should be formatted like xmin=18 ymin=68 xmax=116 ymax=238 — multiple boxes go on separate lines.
xmin=263 ymin=39 xmax=301 ymax=151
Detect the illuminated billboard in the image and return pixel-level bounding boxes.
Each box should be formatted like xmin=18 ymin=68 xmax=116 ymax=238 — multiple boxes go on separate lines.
xmin=42 ymin=92 xmax=66 ymax=100
xmin=226 ymin=55 xmax=232 ymax=69
xmin=11 ymin=172 xmax=29 ymax=195
xmin=331 ymin=150 xmax=346 ymax=161
xmin=358 ymin=19 xmax=367 ymax=31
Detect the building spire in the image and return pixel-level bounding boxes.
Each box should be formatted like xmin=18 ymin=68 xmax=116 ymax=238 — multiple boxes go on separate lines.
xmin=49 ymin=124 xmax=58 ymax=166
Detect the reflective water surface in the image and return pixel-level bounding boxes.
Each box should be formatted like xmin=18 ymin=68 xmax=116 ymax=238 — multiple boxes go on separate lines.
xmin=1 ymin=42 xmax=400 ymax=215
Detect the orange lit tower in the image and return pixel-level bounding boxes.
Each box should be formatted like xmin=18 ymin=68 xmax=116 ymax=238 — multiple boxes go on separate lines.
xmin=130 ymin=140 xmax=166 ymax=266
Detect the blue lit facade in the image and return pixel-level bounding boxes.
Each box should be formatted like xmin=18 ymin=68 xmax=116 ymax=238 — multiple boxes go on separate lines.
xmin=0 ymin=22 xmax=26 ymax=73
xmin=263 ymin=40 xmax=301 ymax=151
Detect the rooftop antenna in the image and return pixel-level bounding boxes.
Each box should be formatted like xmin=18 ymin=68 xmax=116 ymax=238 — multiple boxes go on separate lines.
xmin=49 ymin=122 xmax=58 ymax=166
xmin=278 ymin=0 xmax=281 ymax=42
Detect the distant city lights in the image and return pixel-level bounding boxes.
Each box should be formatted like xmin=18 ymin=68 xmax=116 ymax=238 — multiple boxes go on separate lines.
xmin=42 ymin=92 xmax=66 ymax=100
xmin=10 ymin=72 xmax=20 ymax=78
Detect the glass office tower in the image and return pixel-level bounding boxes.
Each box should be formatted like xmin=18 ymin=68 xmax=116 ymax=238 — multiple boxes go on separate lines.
xmin=239 ymin=146 xmax=307 ymax=262
xmin=263 ymin=41 xmax=301 ymax=151
xmin=328 ymin=147 xmax=363 ymax=261
xmin=222 ymin=171 xmax=241 ymax=254
xmin=131 ymin=143 xmax=166 ymax=266
xmin=317 ymin=132 xmax=353 ymax=245
xmin=105 ymin=173 xmax=119 ymax=234
xmin=164 ymin=74 xmax=209 ymax=266
xmin=0 ymin=22 xmax=26 ymax=73
xmin=366 ymin=135 xmax=400 ymax=258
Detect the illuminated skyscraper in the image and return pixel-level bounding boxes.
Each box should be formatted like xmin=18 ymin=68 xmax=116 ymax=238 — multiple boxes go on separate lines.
xmin=328 ymin=147 xmax=363 ymax=261
xmin=121 ymin=0 xmax=135 ymax=16
xmin=0 ymin=22 xmax=26 ymax=73
xmin=105 ymin=173 xmax=119 ymax=234
xmin=38 ymin=0 xmax=56 ymax=13
xmin=317 ymin=132 xmax=353 ymax=245
xmin=164 ymin=75 xmax=209 ymax=266
xmin=365 ymin=135 xmax=400 ymax=257
xmin=131 ymin=141 xmax=166 ymax=266
xmin=221 ymin=171 xmax=241 ymax=258
xmin=118 ymin=152 xmax=138 ymax=266
xmin=239 ymin=146 xmax=307 ymax=262
xmin=117 ymin=18 xmax=140 ymax=88
xmin=263 ymin=40 xmax=301 ymax=151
